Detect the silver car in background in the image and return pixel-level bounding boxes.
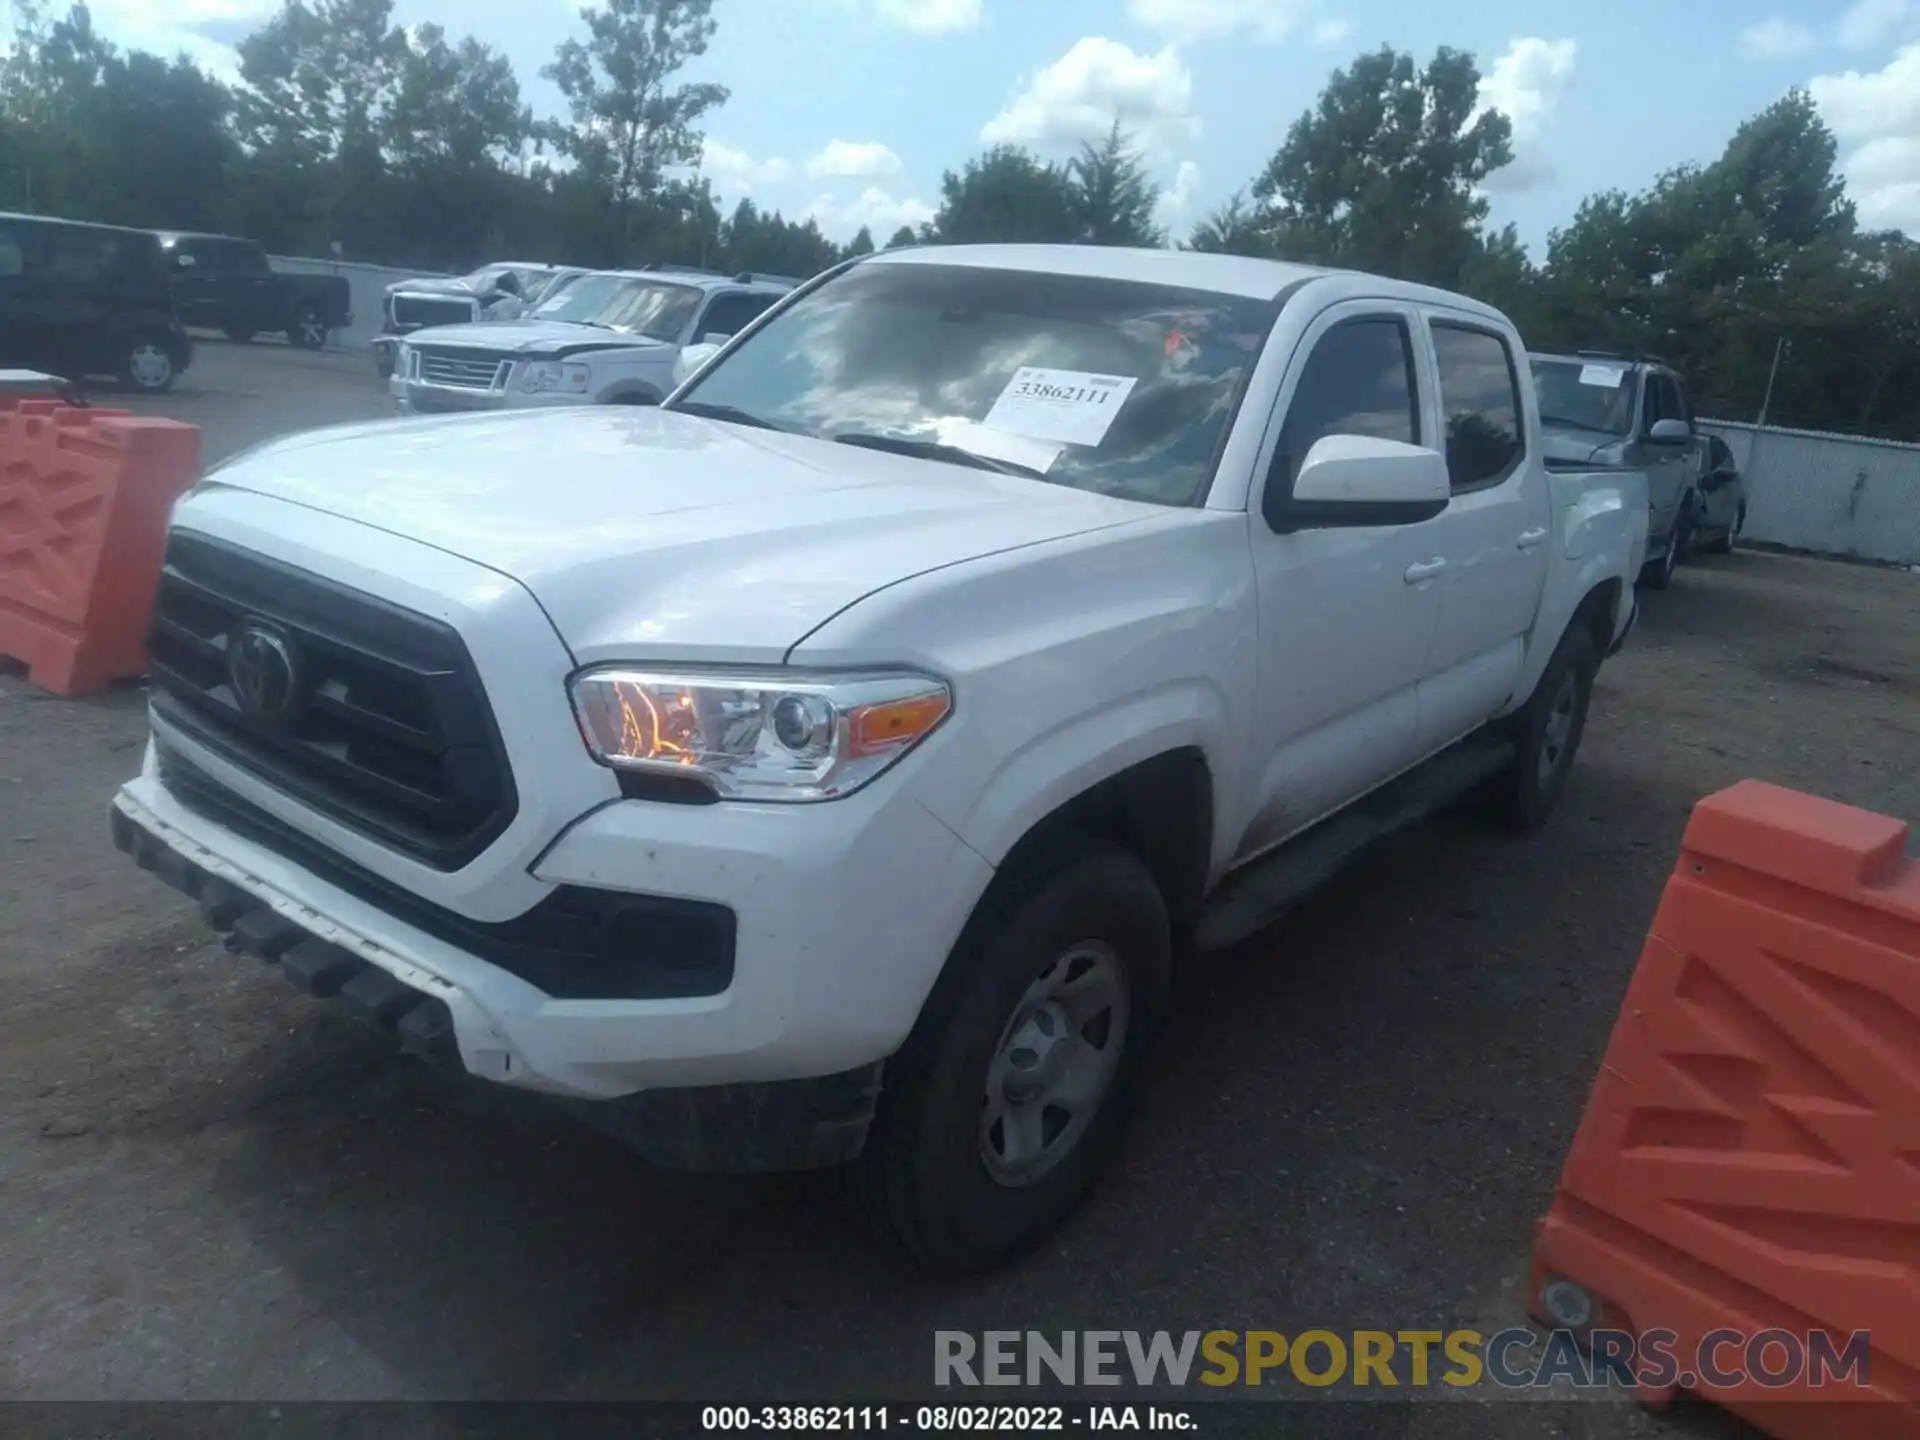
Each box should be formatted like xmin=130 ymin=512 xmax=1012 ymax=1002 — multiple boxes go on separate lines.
xmin=1529 ymin=351 xmax=1708 ymax=590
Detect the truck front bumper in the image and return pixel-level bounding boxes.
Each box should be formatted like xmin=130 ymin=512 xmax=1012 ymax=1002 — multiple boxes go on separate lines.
xmin=111 ymin=720 xmax=991 ymax=1121
xmin=389 ymin=375 xmax=585 ymax=415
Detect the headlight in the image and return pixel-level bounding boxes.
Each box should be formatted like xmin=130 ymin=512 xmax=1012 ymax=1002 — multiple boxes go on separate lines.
xmin=569 ymin=668 xmax=951 ymax=802
xmin=522 ymin=360 xmax=591 ymax=394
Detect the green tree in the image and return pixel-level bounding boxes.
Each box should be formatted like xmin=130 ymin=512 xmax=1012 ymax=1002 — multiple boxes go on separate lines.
xmin=1236 ymin=45 xmax=1512 ymax=288
xmin=927 ymin=144 xmax=1078 ymax=244
xmin=845 ymin=224 xmax=875 ymax=256
xmin=884 ymin=224 xmax=917 ymax=249
xmin=1069 ymin=122 xmax=1162 ymax=246
xmin=543 ymin=0 xmax=728 ymax=244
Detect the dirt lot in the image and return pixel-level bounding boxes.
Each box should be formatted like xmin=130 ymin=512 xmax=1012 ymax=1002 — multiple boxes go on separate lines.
xmin=2 ymin=343 xmax=1916 ymax=1430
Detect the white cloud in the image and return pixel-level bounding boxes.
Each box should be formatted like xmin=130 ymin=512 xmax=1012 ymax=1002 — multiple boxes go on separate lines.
xmin=806 ymin=140 xmax=903 ymax=180
xmin=1475 ymin=36 xmax=1577 ymax=194
xmin=1838 ymin=0 xmax=1920 ymax=49
xmin=980 ymin=38 xmax=1198 ymax=158
xmin=1811 ymin=44 xmax=1920 ymax=233
xmin=1126 ymin=0 xmax=1310 ymax=44
xmin=1309 ymin=17 xmax=1351 ymax=48
xmin=1154 ymin=159 xmax=1202 ymax=237
xmin=805 ymin=187 xmax=936 ymax=242
xmin=873 ymin=0 xmax=982 ymax=34
xmin=78 ymin=0 xmax=275 ymax=79
xmin=700 ymin=140 xmax=794 ymax=197
xmin=1741 ymin=18 xmax=1820 ymax=58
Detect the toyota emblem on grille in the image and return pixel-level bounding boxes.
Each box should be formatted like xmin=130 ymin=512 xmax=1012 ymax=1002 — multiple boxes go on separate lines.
xmin=228 ymin=624 xmax=300 ymax=723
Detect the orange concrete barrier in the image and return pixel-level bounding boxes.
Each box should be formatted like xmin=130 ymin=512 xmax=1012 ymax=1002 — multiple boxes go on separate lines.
xmin=1529 ymin=779 xmax=1920 ymax=1436
xmin=0 ymin=397 xmax=201 ymax=696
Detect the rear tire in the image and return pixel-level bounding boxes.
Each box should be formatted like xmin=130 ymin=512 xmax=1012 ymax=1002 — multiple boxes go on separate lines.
xmin=288 ymin=303 xmax=327 ymax=350
xmin=1482 ymin=624 xmax=1598 ymax=833
xmin=845 ymin=839 xmax=1170 ymax=1271
xmin=1706 ymin=506 xmax=1743 ymax=555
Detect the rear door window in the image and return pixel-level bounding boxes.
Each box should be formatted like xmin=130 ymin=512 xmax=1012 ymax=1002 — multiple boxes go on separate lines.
xmin=697 ymin=291 xmax=780 ymax=340
xmin=1431 ymin=323 xmax=1524 ymax=490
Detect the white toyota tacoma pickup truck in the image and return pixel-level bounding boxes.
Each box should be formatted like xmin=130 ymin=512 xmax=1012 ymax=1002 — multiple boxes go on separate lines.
xmin=113 ymin=245 xmax=1647 ymax=1270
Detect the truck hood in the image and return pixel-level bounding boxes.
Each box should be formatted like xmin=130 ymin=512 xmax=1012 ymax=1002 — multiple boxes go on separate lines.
xmin=1539 ymin=426 xmax=1627 ymax=465
xmin=386 ymin=275 xmax=491 ymax=298
xmin=402 ymin=320 xmax=673 ymax=360
xmin=200 ymin=407 xmax=1158 ymax=664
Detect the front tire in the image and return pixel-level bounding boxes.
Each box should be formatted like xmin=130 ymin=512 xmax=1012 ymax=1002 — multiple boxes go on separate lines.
xmin=1706 ymin=505 xmax=1743 ymax=555
xmin=848 ymin=840 xmax=1170 ymax=1271
xmin=1483 ymin=624 xmax=1598 ymax=833
xmin=1640 ymin=509 xmax=1692 ymax=590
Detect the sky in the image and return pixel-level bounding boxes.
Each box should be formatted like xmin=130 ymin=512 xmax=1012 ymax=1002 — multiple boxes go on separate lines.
xmin=55 ymin=0 xmax=1920 ymax=249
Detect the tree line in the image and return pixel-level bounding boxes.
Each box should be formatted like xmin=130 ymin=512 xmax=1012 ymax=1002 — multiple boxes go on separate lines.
xmin=2 ymin=0 xmax=1915 ymax=439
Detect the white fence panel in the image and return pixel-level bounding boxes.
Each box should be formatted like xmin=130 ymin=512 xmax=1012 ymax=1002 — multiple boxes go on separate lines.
xmin=268 ymin=255 xmax=453 ymax=353
xmin=1698 ymin=419 xmax=1920 ymax=567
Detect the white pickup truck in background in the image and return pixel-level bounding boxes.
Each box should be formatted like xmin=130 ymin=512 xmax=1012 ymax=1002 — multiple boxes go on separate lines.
xmin=113 ymin=245 xmax=1647 ymax=1271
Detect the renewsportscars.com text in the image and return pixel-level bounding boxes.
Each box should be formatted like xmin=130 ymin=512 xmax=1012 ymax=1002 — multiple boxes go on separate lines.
xmin=934 ymin=1329 xmax=1871 ymax=1391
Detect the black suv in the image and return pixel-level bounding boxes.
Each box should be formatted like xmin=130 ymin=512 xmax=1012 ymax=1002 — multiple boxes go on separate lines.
xmin=158 ymin=232 xmax=352 ymax=349
xmin=0 ymin=212 xmax=193 ymax=393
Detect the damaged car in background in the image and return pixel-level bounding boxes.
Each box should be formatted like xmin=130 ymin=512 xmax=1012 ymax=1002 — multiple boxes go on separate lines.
xmin=371 ymin=262 xmax=584 ymax=378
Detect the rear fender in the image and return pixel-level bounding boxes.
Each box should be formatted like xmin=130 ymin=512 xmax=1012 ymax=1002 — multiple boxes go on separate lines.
xmin=1504 ymin=469 xmax=1647 ymax=711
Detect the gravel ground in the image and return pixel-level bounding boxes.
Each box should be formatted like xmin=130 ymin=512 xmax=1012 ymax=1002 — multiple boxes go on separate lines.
xmin=2 ymin=344 xmax=1916 ymax=1432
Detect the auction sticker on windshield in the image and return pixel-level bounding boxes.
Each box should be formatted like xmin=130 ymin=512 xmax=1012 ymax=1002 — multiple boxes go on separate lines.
xmin=984 ymin=367 xmax=1139 ymax=447
xmin=1578 ymin=364 xmax=1629 ymax=388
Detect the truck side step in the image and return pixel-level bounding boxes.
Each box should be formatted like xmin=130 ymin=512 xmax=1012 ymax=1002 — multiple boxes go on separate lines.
xmin=1194 ymin=735 xmax=1515 ymax=952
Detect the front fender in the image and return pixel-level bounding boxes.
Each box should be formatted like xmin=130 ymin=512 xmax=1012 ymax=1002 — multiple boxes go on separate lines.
xmin=944 ymin=678 xmax=1232 ymax=874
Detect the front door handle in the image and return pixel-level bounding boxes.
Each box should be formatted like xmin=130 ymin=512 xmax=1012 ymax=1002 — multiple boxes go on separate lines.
xmin=1404 ymin=558 xmax=1447 ymax=584
xmin=1516 ymin=527 xmax=1549 ymax=550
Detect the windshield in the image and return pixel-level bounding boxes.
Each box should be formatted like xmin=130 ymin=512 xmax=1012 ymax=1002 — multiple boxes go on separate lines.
xmin=669 ymin=262 xmax=1278 ymax=506
xmin=532 ymin=274 xmax=701 ymax=341
xmin=1531 ymin=357 xmax=1636 ymax=435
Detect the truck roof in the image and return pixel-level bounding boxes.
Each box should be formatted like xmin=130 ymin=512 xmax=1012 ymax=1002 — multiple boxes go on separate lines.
xmin=865 ymin=243 xmax=1513 ymax=324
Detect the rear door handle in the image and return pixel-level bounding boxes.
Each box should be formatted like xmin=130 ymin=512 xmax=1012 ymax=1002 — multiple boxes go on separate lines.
xmin=1404 ymin=558 xmax=1447 ymax=584
xmin=1516 ymin=527 xmax=1549 ymax=550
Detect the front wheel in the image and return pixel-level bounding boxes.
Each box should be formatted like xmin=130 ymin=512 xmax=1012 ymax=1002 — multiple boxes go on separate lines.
xmin=1706 ymin=505 xmax=1744 ymax=555
xmin=847 ymin=840 xmax=1170 ymax=1271
xmin=288 ymin=304 xmax=327 ymax=350
xmin=1482 ymin=624 xmax=1598 ymax=833
xmin=122 ymin=335 xmax=176 ymax=393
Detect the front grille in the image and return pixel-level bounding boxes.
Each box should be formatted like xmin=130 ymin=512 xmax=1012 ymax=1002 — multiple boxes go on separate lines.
xmin=415 ymin=349 xmax=510 ymax=390
xmin=153 ymin=744 xmax=736 ymax=1000
xmin=146 ymin=531 xmax=517 ymax=871
xmin=392 ymin=295 xmax=476 ymax=329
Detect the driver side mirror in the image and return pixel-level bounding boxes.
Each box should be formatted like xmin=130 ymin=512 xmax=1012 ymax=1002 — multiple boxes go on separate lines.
xmin=673 ymin=341 xmax=723 ymax=388
xmin=699 ymin=331 xmax=732 ymax=347
xmin=1647 ymin=418 xmax=1692 ymax=445
xmin=1266 ymin=434 xmax=1451 ymax=534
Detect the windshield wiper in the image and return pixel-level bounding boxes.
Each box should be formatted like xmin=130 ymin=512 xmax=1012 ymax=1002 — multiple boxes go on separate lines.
xmin=831 ymin=431 xmax=1048 ymax=480
xmin=670 ymin=399 xmax=790 ymax=432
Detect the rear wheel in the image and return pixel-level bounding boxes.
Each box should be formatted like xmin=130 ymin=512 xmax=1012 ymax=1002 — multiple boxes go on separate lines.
xmin=1706 ymin=505 xmax=1743 ymax=555
xmin=1482 ymin=624 xmax=1598 ymax=833
xmin=288 ymin=303 xmax=327 ymax=350
xmin=846 ymin=840 xmax=1170 ymax=1271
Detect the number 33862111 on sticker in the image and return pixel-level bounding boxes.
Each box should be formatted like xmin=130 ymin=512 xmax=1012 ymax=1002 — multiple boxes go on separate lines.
xmin=983 ymin=366 xmax=1139 ymax=448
